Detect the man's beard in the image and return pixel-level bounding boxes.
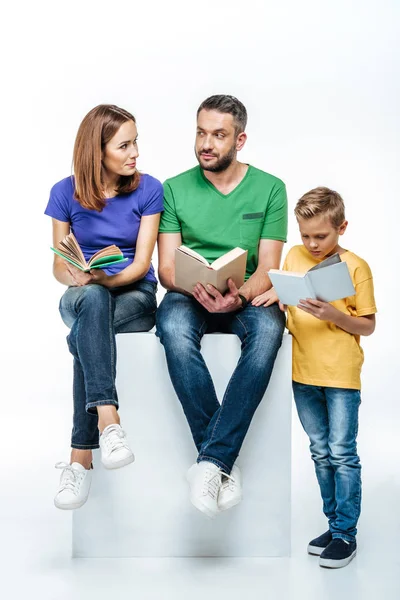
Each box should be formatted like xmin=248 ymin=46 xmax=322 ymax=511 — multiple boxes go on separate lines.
xmin=196 ymin=143 xmax=236 ymax=173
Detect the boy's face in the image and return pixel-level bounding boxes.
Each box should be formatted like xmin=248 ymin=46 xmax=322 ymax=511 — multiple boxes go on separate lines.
xmin=297 ymin=215 xmax=348 ymax=259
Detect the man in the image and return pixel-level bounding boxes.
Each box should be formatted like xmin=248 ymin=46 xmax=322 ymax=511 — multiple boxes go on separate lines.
xmin=156 ymin=95 xmax=287 ymax=518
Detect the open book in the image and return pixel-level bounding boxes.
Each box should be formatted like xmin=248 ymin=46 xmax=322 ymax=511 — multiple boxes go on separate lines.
xmin=268 ymin=253 xmax=355 ymax=306
xmin=175 ymin=246 xmax=248 ymax=294
xmin=51 ymin=232 xmax=128 ymax=273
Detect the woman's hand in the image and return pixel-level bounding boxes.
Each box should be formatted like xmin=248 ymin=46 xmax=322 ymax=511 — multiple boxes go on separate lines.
xmin=65 ymin=263 xmax=94 ymax=286
xmin=89 ymin=269 xmax=113 ymax=287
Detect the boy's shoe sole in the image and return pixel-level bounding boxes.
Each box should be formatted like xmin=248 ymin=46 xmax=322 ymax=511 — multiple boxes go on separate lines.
xmin=319 ymin=548 xmax=357 ymax=568
xmin=308 ymin=543 xmax=326 ymax=556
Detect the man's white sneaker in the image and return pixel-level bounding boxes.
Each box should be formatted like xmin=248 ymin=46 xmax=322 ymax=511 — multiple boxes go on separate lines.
xmin=100 ymin=424 xmax=135 ymax=469
xmin=218 ymin=464 xmax=242 ymax=511
xmin=54 ymin=462 xmax=92 ymax=510
xmin=186 ymin=461 xmax=222 ymax=518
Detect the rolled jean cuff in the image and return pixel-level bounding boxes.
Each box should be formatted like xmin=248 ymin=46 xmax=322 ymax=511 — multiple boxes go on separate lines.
xmin=332 ymin=533 xmax=356 ymax=543
xmin=197 ymin=455 xmax=231 ymax=475
xmin=71 ymin=442 xmax=100 ymax=450
xmin=86 ymin=399 xmax=119 ymax=415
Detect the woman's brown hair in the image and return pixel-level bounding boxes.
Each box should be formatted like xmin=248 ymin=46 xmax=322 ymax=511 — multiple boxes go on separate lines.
xmin=73 ymin=104 xmax=140 ymax=211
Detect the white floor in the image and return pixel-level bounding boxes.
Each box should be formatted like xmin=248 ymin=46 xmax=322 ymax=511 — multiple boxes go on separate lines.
xmin=3 ymin=407 xmax=399 ymax=600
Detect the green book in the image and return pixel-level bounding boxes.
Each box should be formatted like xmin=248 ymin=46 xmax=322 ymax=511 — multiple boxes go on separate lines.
xmin=51 ymin=232 xmax=128 ymax=273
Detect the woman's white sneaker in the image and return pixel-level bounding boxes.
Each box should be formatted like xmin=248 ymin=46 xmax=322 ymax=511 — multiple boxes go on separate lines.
xmin=218 ymin=464 xmax=242 ymax=511
xmin=100 ymin=424 xmax=135 ymax=469
xmin=54 ymin=462 xmax=92 ymax=510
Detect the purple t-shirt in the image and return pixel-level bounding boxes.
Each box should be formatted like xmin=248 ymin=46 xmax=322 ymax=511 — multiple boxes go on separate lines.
xmin=45 ymin=174 xmax=163 ymax=282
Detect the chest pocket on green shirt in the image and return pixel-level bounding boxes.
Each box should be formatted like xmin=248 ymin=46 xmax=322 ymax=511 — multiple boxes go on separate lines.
xmin=240 ymin=212 xmax=264 ymax=246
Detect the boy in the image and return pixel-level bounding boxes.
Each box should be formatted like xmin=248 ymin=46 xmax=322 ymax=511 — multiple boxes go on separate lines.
xmin=253 ymin=187 xmax=377 ymax=568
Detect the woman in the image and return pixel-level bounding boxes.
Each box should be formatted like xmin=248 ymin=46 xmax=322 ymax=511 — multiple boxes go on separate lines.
xmin=45 ymin=104 xmax=163 ymax=510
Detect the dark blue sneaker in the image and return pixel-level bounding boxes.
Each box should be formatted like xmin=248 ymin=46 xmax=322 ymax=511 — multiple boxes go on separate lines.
xmin=307 ymin=530 xmax=332 ymax=556
xmin=319 ymin=538 xmax=357 ymax=568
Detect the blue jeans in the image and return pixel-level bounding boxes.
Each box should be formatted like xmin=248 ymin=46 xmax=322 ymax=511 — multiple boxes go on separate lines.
xmin=292 ymin=382 xmax=362 ymax=542
xmin=156 ymin=292 xmax=285 ymax=474
xmin=59 ymin=280 xmax=157 ymax=450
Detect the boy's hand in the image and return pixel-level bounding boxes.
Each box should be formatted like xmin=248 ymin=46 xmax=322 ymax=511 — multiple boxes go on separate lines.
xmin=252 ymin=288 xmax=279 ymax=307
xmin=298 ymin=298 xmax=341 ymax=323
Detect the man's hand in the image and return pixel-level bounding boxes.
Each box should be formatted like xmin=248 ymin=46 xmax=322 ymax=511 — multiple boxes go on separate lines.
xmin=297 ymin=298 xmax=341 ymax=323
xmin=192 ymin=278 xmax=243 ymax=313
xmin=65 ymin=263 xmax=94 ymax=287
xmin=252 ymin=288 xmax=279 ymax=307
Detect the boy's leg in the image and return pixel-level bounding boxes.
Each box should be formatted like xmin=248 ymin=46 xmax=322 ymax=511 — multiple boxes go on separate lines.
xmin=326 ymin=387 xmax=361 ymax=543
xmin=292 ymin=382 xmax=336 ymax=526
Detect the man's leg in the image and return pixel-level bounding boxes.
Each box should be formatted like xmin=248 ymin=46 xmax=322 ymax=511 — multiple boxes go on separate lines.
xmin=197 ymin=303 xmax=285 ymax=473
xmin=155 ymin=292 xmax=220 ymax=452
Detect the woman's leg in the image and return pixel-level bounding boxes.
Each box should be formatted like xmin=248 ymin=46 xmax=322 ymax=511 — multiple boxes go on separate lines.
xmin=60 ymin=285 xmax=119 ymax=465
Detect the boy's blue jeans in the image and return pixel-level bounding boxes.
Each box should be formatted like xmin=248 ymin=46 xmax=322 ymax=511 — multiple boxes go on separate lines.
xmin=292 ymin=382 xmax=362 ymax=543
xmin=156 ymin=292 xmax=285 ymax=474
xmin=59 ymin=281 xmax=157 ymax=450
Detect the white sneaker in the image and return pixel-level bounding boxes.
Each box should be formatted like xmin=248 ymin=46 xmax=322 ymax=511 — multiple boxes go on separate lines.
xmin=100 ymin=424 xmax=135 ymax=469
xmin=186 ymin=461 xmax=222 ymax=518
xmin=54 ymin=462 xmax=92 ymax=510
xmin=218 ymin=464 xmax=242 ymax=511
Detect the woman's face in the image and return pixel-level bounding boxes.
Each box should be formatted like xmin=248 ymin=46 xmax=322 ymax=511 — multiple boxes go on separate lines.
xmin=102 ymin=119 xmax=139 ymax=180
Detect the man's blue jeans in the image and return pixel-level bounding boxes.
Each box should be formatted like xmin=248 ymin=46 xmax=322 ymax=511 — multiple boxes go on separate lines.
xmin=59 ymin=280 xmax=157 ymax=450
xmin=292 ymin=382 xmax=362 ymax=543
xmin=156 ymin=292 xmax=285 ymax=474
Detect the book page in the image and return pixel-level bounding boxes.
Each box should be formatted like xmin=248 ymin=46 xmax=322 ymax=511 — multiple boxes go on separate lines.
xmin=176 ymin=246 xmax=210 ymax=265
xmin=210 ymin=247 xmax=247 ymax=270
xmin=308 ymin=252 xmax=341 ymax=272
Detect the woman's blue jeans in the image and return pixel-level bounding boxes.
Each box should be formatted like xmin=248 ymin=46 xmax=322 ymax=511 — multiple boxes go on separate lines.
xmin=59 ymin=280 xmax=157 ymax=450
xmin=156 ymin=292 xmax=285 ymax=474
xmin=293 ymin=382 xmax=362 ymax=542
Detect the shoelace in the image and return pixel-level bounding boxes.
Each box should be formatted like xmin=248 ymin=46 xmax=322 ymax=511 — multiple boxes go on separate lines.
xmin=202 ymin=468 xmax=222 ymax=499
xmin=102 ymin=425 xmax=130 ymax=454
xmin=221 ymin=472 xmax=236 ymax=493
xmin=55 ymin=462 xmax=83 ymax=495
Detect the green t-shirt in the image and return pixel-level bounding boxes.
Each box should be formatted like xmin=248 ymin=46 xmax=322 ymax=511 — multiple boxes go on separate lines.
xmin=159 ymin=165 xmax=287 ymax=280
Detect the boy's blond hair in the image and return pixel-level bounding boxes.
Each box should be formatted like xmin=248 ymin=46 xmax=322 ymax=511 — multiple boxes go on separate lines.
xmin=295 ymin=187 xmax=345 ymax=228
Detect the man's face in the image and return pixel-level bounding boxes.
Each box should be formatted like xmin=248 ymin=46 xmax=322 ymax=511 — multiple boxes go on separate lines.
xmin=195 ymin=109 xmax=242 ymax=172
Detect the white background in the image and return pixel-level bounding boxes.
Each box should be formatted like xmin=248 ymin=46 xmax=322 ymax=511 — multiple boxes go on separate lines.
xmin=1 ymin=0 xmax=399 ymax=597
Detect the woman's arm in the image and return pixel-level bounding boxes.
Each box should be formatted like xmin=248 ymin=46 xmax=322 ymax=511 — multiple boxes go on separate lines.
xmin=51 ymin=219 xmax=94 ymax=287
xmin=90 ymin=213 xmax=161 ymax=288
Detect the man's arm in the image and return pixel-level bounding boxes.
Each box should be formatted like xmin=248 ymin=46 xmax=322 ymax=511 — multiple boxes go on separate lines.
xmin=157 ymin=232 xmax=187 ymax=292
xmin=239 ymin=239 xmax=284 ymax=302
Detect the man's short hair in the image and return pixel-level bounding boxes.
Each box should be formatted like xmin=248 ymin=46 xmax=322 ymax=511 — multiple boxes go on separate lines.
xmin=295 ymin=187 xmax=346 ymax=228
xmin=197 ymin=95 xmax=247 ymax=134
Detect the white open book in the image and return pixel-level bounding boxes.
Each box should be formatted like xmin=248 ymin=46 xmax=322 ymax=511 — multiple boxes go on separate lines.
xmin=268 ymin=253 xmax=355 ymax=306
xmin=174 ymin=246 xmax=248 ymax=294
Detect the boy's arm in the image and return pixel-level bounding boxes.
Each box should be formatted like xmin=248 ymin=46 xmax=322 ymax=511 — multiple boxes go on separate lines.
xmin=297 ymin=299 xmax=376 ymax=336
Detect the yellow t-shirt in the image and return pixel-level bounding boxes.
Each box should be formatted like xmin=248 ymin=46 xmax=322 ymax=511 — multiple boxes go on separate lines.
xmin=284 ymin=245 xmax=377 ymax=390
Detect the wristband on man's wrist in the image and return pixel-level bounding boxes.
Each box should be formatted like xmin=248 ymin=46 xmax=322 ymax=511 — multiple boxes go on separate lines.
xmin=238 ymin=293 xmax=249 ymax=309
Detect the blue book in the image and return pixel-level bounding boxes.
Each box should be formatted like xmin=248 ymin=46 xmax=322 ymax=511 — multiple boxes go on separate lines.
xmin=268 ymin=253 xmax=355 ymax=306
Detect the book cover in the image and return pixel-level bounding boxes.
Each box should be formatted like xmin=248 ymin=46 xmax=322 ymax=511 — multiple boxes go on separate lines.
xmin=268 ymin=253 xmax=355 ymax=306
